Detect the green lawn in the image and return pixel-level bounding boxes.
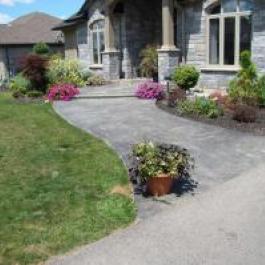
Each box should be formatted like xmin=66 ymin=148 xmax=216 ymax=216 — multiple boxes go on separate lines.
xmin=0 ymin=93 xmax=136 ymax=265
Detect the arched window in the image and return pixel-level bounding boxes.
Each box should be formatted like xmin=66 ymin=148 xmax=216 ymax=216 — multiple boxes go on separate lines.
xmin=207 ymin=0 xmax=253 ymax=67
xmin=90 ymin=20 xmax=105 ymax=65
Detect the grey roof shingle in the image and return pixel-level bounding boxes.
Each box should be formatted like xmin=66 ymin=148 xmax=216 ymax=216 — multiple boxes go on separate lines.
xmin=0 ymin=12 xmax=64 ymax=45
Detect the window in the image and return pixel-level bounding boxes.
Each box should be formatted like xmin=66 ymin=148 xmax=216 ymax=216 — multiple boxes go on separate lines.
xmin=207 ymin=0 xmax=253 ymax=67
xmin=90 ymin=20 xmax=105 ymax=65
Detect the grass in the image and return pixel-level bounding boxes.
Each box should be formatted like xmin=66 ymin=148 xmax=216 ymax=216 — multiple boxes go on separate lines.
xmin=0 ymin=93 xmax=136 ymax=265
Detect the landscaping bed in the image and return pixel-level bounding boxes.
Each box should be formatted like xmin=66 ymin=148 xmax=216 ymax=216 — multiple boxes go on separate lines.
xmin=157 ymin=99 xmax=265 ymax=136
xmin=0 ymin=93 xmax=135 ymax=265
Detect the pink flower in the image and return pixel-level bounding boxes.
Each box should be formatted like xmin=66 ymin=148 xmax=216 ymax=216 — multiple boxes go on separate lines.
xmin=135 ymin=81 xmax=165 ymax=100
xmin=47 ymin=83 xmax=80 ymax=102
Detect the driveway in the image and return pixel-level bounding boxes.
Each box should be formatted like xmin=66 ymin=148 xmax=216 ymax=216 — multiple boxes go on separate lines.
xmin=49 ymin=84 xmax=265 ymax=264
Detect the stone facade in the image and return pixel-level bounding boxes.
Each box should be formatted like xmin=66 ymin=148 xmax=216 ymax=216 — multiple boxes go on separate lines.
xmin=252 ymin=0 xmax=265 ymax=73
xmin=65 ymin=0 xmax=265 ymax=89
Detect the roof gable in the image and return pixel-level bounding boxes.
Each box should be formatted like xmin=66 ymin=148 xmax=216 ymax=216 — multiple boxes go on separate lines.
xmin=0 ymin=12 xmax=63 ymax=45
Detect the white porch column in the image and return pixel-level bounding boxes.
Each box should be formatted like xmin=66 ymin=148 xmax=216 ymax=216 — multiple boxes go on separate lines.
xmin=162 ymin=0 xmax=176 ymax=50
xmin=158 ymin=0 xmax=180 ymax=81
xmin=104 ymin=7 xmax=116 ymax=52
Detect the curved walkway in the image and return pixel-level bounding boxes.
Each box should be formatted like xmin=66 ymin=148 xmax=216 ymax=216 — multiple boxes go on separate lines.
xmin=54 ymin=90 xmax=265 ymax=216
xmin=50 ymin=85 xmax=265 ymax=264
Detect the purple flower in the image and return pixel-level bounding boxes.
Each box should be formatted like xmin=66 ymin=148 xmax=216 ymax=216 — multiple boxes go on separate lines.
xmin=135 ymin=81 xmax=165 ymax=100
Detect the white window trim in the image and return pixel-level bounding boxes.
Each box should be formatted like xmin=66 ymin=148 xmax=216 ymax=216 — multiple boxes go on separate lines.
xmin=206 ymin=0 xmax=252 ymax=69
xmin=90 ymin=19 xmax=104 ymax=65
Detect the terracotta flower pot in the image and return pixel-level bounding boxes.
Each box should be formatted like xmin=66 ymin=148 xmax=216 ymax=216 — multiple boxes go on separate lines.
xmin=146 ymin=174 xmax=174 ymax=197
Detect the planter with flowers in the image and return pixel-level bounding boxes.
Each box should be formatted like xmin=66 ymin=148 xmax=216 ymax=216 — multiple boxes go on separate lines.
xmin=130 ymin=142 xmax=194 ymax=197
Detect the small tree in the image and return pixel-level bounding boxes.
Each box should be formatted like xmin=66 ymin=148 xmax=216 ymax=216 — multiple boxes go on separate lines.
xmin=20 ymin=54 xmax=48 ymax=92
xmin=229 ymin=50 xmax=259 ymax=105
xmin=172 ymin=65 xmax=200 ymax=91
xmin=33 ymin=42 xmax=50 ymax=55
xmin=139 ymin=45 xmax=158 ymax=80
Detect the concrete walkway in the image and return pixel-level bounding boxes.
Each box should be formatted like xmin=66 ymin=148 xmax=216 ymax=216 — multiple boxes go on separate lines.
xmin=50 ymin=84 xmax=265 ymax=264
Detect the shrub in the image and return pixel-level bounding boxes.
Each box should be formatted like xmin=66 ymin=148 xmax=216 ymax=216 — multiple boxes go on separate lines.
xmin=178 ymin=97 xmax=223 ymax=119
xmin=229 ymin=51 xmax=259 ymax=106
xmin=168 ymin=87 xmax=187 ymax=107
xmin=172 ymin=65 xmax=200 ymax=91
xmin=139 ymin=45 xmax=158 ymax=78
xmin=257 ymin=75 xmax=265 ymax=107
xmin=86 ymin=75 xmax=106 ymax=86
xmin=47 ymin=58 xmax=86 ymax=87
xmin=12 ymin=91 xmax=25 ymax=99
xmin=33 ymin=42 xmax=50 ymax=55
xmin=209 ymin=91 xmax=228 ymax=105
xmin=20 ymin=54 xmax=48 ymax=92
xmin=232 ymin=104 xmax=257 ymax=123
xmin=26 ymin=90 xmax=43 ymax=98
xmin=9 ymin=74 xmax=30 ymax=94
xmin=131 ymin=142 xmax=193 ymax=184
xmin=47 ymin=83 xmax=80 ymax=101
xmin=0 ymin=79 xmax=9 ymax=91
xmin=135 ymin=81 xmax=165 ymax=99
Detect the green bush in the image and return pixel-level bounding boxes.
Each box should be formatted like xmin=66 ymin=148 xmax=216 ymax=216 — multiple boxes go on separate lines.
xmin=86 ymin=75 xmax=106 ymax=86
xmin=172 ymin=65 xmax=200 ymax=91
xmin=139 ymin=45 xmax=158 ymax=78
xmin=47 ymin=58 xmax=86 ymax=87
xmin=26 ymin=90 xmax=43 ymax=98
xmin=257 ymin=75 xmax=265 ymax=106
xmin=178 ymin=97 xmax=223 ymax=119
xmin=229 ymin=51 xmax=260 ymax=106
xmin=9 ymin=74 xmax=30 ymax=94
xmin=33 ymin=42 xmax=50 ymax=55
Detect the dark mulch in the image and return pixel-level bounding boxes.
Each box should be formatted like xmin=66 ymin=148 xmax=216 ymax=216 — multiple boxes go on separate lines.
xmin=157 ymin=99 xmax=265 ymax=136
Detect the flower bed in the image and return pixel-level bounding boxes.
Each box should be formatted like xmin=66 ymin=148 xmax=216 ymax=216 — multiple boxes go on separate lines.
xmin=135 ymin=81 xmax=165 ymax=99
xmin=47 ymin=83 xmax=80 ymax=101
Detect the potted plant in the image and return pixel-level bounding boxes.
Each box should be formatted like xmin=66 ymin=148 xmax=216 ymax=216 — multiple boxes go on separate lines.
xmin=139 ymin=45 xmax=158 ymax=82
xmin=132 ymin=142 xmax=193 ymax=197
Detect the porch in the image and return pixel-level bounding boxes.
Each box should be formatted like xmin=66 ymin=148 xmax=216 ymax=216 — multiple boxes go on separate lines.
xmin=103 ymin=0 xmax=181 ymax=81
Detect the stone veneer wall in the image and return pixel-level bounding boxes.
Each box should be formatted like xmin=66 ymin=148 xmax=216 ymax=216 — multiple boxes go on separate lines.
xmin=182 ymin=0 xmax=265 ymax=89
xmin=123 ymin=0 xmax=162 ymax=78
xmin=252 ymin=0 xmax=265 ymax=73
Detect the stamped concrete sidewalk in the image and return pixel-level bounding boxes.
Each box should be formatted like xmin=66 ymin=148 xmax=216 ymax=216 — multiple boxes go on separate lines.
xmin=50 ymin=84 xmax=265 ymax=264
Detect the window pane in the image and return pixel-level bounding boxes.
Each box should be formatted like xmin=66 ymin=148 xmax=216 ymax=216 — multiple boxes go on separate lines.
xmin=240 ymin=0 xmax=253 ymax=11
xmin=224 ymin=17 xmax=236 ymax=65
xmin=240 ymin=16 xmax=252 ymax=53
xmin=93 ymin=32 xmax=98 ymax=64
xmin=99 ymin=32 xmax=105 ymax=63
xmin=222 ymin=0 xmax=237 ymax=12
xmin=210 ymin=4 xmax=221 ymax=14
xmin=98 ymin=20 xmax=105 ymax=29
xmin=209 ymin=19 xmax=220 ymax=64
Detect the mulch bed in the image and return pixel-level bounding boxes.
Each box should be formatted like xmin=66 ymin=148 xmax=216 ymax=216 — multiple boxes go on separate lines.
xmin=157 ymin=99 xmax=265 ymax=136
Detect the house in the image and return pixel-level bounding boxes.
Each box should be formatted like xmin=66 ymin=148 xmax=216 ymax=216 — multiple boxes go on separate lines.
xmin=0 ymin=12 xmax=64 ymax=80
xmin=54 ymin=0 xmax=265 ymax=89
